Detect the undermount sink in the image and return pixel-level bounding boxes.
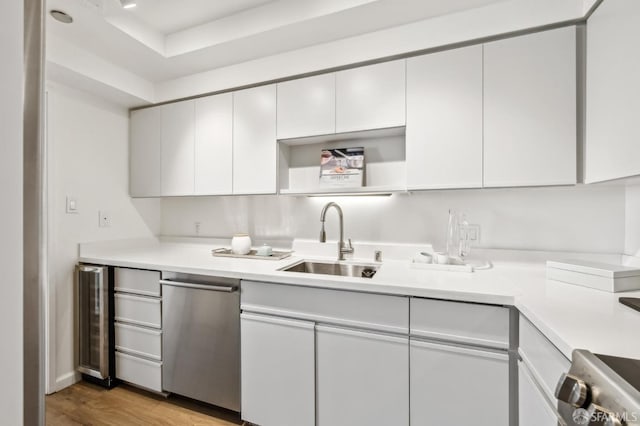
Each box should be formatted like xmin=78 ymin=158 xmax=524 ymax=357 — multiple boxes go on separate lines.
xmin=280 ymin=260 xmax=379 ymax=279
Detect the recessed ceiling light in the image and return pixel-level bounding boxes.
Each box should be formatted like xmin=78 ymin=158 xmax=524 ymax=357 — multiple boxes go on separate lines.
xmin=50 ymin=10 xmax=73 ymax=24
xmin=120 ymin=0 xmax=137 ymax=9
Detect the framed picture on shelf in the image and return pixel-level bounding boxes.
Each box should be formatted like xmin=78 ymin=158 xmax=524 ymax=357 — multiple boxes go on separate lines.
xmin=319 ymin=147 xmax=364 ymax=188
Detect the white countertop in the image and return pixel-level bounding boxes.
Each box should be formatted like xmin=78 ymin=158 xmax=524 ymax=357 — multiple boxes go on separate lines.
xmin=79 ymin=238 xmax=640 ymax=360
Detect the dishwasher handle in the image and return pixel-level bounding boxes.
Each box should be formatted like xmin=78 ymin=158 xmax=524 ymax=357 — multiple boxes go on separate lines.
xmin=160 ymin=279 xmax=237 ymax=293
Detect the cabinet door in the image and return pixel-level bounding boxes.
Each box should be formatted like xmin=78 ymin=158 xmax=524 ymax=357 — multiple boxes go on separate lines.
xmin=161 ymin=100 xmax=195 ymax=196
xmin=240 ymin=313 xmax=314 ymax=426
xmin=277 ymin=73 xmax=335 ymax=139
xmin=406 ymin=45 xmax=483 ymax=189
xmin=316 ymin=325 xmax=409 ymax=426
xmin=194 ymin=94 xmax=233 ymax=195
xmin=336 ymin=60 xmax=406 ymax=133
xmin=410 ymin=339 xmax=509 ymax=426
xmin=484 ymin=27 xmax=576 ymax=187
xmin=233 ymin=85 xmax=277 ymax=194
xmin=518 ymin=361 xmax=562 ymax=426
xmin=130 ymin=107 xmax=161 ymax=197
xmin=585 ymin=0 xmax=640 ymax=183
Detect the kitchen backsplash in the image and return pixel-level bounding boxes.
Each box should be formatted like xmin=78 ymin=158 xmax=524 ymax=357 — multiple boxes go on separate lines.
xmin=160 ymin=185 xmax=625 ymax=254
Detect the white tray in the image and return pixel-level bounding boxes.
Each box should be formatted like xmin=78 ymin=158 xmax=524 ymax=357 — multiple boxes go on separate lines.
xmin=211 ymin=248 xmax=292 ymax=261
xmin=410 ymin=258 xmax=492 ymax=273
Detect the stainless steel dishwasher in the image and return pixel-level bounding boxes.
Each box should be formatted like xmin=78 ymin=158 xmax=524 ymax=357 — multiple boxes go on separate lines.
xmin=161 ymin=273 xmax=240 ymax=412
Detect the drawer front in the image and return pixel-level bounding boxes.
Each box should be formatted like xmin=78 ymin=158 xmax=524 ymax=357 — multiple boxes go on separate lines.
xmin=116 ymin=351 xmax=162 ymax=392
xmin=115 ymin=322 xmax=162 ymax=361
xmin=410 ymin=298 xmax=510 ymax=349
xmin=518 ymin=361 xmax=561 ymax=426
xmin=115 ymin=293 xmax=161 ymax=329
xmin=241 ymin=280 xmax=408 ymax=334
xmin=519 ymin=315 xmax=570 ymax=401
xmin=115 ymin=268 xmax=161 ymax=297
xmin=411 ymin=339 xmax=509 ymax=426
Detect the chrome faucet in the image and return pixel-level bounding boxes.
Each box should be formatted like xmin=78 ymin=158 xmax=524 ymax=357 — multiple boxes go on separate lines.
xmin=319 ymin=202 xmax=354 ymax=261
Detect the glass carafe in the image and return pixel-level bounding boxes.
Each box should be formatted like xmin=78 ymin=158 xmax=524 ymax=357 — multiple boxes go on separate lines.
xmin=446 ymin=209 xmax=471 ymax=260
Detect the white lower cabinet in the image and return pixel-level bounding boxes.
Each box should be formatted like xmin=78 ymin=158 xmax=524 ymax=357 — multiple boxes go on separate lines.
xmin=114 ymin=293 xmax=162 ymax=329
xmin=240 ymin=284 xmax=514 ymax=426
xmin=316 ymin=325 xmax=409 ymax=426
xmin=115 ymin=323 xmax=162 ymax=361
xmin=114 ymin=267 xmax=163 ymax=393
xmin=116 ymin=351 xmax=162 ymax=393
xmin=410 ymin=339 xmax=509 ymax=426
xmin=240 ymin=313 xmax=315 ymax=426
xmin=518 ymin=361 xmax=561 ymax=426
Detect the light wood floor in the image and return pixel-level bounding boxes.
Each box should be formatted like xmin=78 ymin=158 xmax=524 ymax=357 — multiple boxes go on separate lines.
xmin=46 ymin=381 xmax=243 ymax=426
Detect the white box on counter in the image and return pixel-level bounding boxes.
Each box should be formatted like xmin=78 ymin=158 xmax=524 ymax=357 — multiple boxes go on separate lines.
xmin=546 ymin=260 xmax=640 ymax=293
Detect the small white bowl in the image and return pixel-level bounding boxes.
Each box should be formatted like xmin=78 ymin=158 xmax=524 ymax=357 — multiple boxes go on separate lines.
xmin=434 ymin=252 xmax=450 ymax=265
xmin=256 ymin=245 xmax=273 ymax=256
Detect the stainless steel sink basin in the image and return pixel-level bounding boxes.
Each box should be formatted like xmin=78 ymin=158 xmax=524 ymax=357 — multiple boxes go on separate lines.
xmin=280 ymin=260 xmax=379 ymax=279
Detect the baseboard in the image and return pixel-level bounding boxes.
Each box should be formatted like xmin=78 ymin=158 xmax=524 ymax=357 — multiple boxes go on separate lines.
xmin=54 ymin=371 xmax=81 ymax=392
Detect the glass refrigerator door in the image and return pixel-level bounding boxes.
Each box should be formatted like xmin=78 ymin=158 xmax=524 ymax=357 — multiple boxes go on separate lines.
xmin=77 ymin=265 xmax=108 ymax=379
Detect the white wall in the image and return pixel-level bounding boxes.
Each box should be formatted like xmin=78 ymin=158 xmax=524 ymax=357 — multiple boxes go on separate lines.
xmin=0 ymin=0 xmax=24 ymax=422
xmin=46 ymin=83 xmax=161 ymax=391
xmin=625 ymin=184 xmax=640 ymax=257
xmin=161 ymin=185 xmax=625 ymax=254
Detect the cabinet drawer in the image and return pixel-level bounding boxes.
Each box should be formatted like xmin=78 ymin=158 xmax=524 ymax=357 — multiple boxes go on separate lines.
xmin=410 ymin=339 xmax=509 ymax=426
xmin=115 ymin=293 xmax=161 ymax=329
xmin=241 ymin=313 xmax=315 ymax=426
xmin=241 ymin=280 xmax=408 ymax=334
xmin=115 ymin=268 xmax=161 ymax=297
xmin=410 ymin=298 xmax=510 ymax=349
xmin=115 ymin=322 xmax=162 ymax=361
xmin=519 ymin=315 xmax=570 ymax=401
xmin=518 ymin=361 xmax=561 ymax=426
xmin=116 ymin=351 xmax=162 ymax=392
xmin=316 ymin=325 xmax=409 ymax=426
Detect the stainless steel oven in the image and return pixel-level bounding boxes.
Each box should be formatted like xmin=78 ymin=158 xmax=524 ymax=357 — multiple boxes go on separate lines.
xmin=76 ymin=264 xmax=115 ymax=388
xmin=556 ymin=350 xmax=640 ymax=425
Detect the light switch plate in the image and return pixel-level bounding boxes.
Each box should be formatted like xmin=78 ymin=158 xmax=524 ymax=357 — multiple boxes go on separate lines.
xmin=66 ymin=196 xmax=78 ymax=214
xmin=98 ymin=211 xmax=111 ymax=228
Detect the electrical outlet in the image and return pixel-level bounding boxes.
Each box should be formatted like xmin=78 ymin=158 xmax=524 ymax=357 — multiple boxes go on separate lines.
xmin=66 ymin=196 xmax=78 ymax=214
xmin=99 ymin=211 xmax=111 ymax=228
xmin=467 ymin=224 xmax=481 ymax=242
xmin=195 ymin=222 xmax=201 ymax=235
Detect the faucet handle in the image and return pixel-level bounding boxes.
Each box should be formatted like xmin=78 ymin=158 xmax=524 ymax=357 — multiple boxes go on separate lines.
xmin=341 ymin=238 xmax=354 ymax=255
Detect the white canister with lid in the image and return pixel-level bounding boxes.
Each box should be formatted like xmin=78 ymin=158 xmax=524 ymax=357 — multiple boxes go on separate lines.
xmin=231 ymin=234 xmax=252 ymax=255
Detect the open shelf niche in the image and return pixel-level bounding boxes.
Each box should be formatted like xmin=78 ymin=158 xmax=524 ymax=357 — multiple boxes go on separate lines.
xmin=277 ymin=126 xmax=407 ymax=196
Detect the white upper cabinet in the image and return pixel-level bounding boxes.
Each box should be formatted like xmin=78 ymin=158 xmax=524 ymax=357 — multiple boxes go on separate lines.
xmin=233 ymin=85 xmax=277 ymax=194
xmin=406 ymin=45 xmax=483 ymax=190
xmin=484 ymin=27 xmax=577 ymax=187
xmin=194 ymin=94 xmax=233 ymax=195
xmin=161 ymin=100 xmax=195 ymax=196
xmin=277 ymin=73 xmax=335 ymax=139
xmin=586 ymin=0 xmax=640 ymax=183
xmin=130 ymin=107 xmax=161 ymax=197
xmin=336 ymin=60 xmax=406 ymax=133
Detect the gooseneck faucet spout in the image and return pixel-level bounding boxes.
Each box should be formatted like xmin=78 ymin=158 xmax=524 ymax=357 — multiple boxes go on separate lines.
xmin=319 ymin=202 xmax=354 ymax=261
